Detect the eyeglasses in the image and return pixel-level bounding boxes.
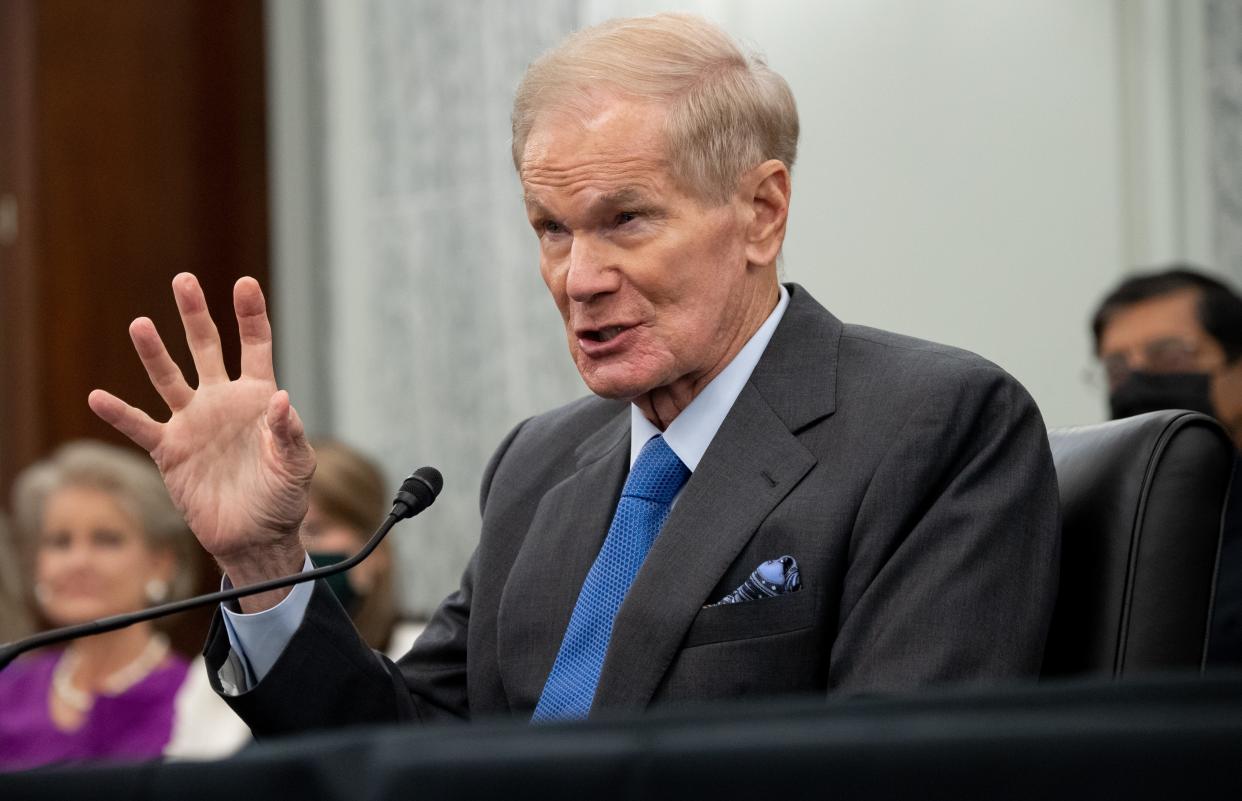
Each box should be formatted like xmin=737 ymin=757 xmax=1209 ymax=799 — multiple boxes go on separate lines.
xmin=1091 ymin=337 xmax=1209 ymax=390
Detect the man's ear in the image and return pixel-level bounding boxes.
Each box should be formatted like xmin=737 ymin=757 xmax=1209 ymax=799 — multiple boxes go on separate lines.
xmin=741 ymin=159 xmax=791 ymax=267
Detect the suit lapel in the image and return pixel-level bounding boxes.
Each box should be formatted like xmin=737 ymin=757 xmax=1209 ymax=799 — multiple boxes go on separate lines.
xmin=747 ymin=283 xmax=840 ymax=433
xmin=592 ymin=284 xmax=841 ymax=710
xmin=495 ymin=409 xmax=630 ymax=710
xmin=498 ymin=285 xmax=843 ymax=712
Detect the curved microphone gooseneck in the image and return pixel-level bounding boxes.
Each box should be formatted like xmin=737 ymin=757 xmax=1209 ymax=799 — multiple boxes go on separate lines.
xmin=0 ymin=466 xmax=443 ymax=672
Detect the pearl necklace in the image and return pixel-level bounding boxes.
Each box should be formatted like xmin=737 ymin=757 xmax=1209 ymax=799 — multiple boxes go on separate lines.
xmin=51 ymin=634 xmax=170 ymax=713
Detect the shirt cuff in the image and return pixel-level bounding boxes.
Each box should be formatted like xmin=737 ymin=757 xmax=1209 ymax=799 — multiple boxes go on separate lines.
xmin=219 ymin=554 xmax=314 ymax=691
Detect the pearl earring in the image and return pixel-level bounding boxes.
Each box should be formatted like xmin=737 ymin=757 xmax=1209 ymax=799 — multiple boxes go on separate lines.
xmin=144 ymin=579 xmax=169 ymax=604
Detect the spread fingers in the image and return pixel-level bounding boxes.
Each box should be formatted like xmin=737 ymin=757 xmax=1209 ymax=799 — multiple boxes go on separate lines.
xmin=129 ymin=317 xmax=194 ymax=412
xmin=235 ymin=277 xmax=275 ymax=381
xmin=87 ymin=390 xmax=163 ymax=453
xmin=172 ymin=272 xmax=229 ymax=386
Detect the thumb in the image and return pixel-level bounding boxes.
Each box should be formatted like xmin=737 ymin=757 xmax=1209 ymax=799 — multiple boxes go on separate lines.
xmin=266 ymin=390 xmax=312 ymax=467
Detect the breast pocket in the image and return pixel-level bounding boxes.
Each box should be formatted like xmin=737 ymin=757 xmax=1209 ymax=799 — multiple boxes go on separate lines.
xmin=681 ymin=590 xmax=820 ymax=649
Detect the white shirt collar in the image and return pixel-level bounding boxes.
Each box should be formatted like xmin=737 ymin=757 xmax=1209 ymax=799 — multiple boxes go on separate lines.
xmin=630 ymin=284 xmax=790 ymax=470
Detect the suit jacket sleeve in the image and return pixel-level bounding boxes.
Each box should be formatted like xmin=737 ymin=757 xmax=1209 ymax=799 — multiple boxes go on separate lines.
xmin=827 ymin=364 xmax=1060 ymax=693
xmin=202 ymin=419 xmax=529 ymax=736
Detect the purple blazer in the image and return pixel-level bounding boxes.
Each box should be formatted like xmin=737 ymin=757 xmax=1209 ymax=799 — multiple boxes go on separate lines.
xmin=0 ymin=649 xmax=189 ymax=771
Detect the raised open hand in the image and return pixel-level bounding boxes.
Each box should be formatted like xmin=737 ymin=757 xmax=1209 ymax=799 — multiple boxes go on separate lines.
xmin=89 ymin=273 xmax=314 ymax=609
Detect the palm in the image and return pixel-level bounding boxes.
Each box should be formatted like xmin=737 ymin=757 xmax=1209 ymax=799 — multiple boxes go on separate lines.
xmin=89 ymin=274 xmax=313 ymax=570
xmin=156 ymin=378 xmax=308 ymax=559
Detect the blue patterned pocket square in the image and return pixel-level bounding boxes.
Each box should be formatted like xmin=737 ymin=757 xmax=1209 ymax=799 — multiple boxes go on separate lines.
xmin=707 ymin=555 xmax=801 ymax=606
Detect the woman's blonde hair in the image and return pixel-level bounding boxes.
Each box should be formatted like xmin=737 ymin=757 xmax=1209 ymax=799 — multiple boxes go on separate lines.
xmin=511 ymin=13 xmax=799 ymax=204
xmin=11 ymin=440 xmax=195 ymax=600
xmin=309 ymin=440 xmax=401 ymax=652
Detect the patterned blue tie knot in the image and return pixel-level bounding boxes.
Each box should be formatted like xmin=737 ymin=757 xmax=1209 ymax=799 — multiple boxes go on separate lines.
xmin=621 ymin=436 xmax=689 ymax=504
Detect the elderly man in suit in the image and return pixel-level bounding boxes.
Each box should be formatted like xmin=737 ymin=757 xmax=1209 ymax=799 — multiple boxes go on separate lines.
xmin=90 ymin=14 xmax=1059 ymax=732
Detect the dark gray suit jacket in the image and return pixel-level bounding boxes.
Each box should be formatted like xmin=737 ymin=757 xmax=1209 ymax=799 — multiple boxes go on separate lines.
xmin=206 ymin=284 xmax=1060 ymax=734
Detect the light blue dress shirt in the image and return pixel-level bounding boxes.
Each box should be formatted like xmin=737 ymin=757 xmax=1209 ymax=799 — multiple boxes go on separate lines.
xmin=221 ymin=285 xmax=789 ymax=689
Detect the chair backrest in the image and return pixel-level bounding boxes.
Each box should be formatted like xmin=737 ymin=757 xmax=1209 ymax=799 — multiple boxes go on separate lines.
xmin=1042 ymin=410 xmax=1234 ymax=678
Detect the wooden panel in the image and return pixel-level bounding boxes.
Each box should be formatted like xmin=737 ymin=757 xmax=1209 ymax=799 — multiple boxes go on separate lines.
xmin=0 ymin=0 xmax=42 ymax=504
xmin=0 ymin=0 xmax=270 ymax=655
xmin=34 ymin=0 xmax=270 ymax=451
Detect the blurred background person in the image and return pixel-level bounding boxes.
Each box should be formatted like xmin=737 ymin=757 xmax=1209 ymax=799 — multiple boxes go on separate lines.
xmin=1091 ymin=266 xmax=1242 ymax=665
xmin=0 ymin=513 xmax=33 ymax=644
xmin=0 ymin=441 xmax=244 ymax=769
xmin=302 ymin=440 xmax=424 ymax=658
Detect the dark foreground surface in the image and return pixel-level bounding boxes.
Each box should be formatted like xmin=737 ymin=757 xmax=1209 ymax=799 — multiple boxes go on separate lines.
xmin=4 ymin=673 xmax=1242 ymax=800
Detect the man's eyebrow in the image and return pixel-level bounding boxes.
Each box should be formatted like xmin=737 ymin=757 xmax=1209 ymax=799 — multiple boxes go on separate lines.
xmin=523 ymin=188 xmax=657 ymax=214
xmin=595 ymin=188 xmax=652 ymax=208
xmin=523 ymin=194 xmax=549 ymax=216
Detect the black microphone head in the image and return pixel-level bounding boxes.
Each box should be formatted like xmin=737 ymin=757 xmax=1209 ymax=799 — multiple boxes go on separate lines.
xmin=412 ymin=465 xmax=443 ymax=497
xmin=391 ymin=466 xmax=443 ymax=519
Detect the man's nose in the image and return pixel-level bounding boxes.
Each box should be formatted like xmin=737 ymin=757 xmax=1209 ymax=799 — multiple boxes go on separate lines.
xmin=564 ymin=235 xmax=619 ymax=303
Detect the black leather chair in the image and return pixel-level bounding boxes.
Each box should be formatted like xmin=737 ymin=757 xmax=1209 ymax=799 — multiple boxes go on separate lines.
xmin=1042 ymin=409 xmax=1235 ymax=677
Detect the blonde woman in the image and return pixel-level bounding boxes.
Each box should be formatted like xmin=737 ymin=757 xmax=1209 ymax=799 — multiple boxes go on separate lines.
xmin=0 ymin=441 xmax=243 ymax=768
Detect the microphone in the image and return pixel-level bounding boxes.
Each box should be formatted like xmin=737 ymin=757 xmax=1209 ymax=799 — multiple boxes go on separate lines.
xmin=0 ymin=466 xmax=443 ymax=672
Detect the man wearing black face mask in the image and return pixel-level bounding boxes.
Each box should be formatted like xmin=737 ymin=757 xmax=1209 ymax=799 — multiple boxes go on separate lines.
xmin=1092 ymin=266 xmax=1242 ymax=665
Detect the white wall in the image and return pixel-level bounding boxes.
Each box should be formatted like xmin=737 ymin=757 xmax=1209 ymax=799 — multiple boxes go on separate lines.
xmin=268 ymin=0 xmax=1220 ymax=615
xmin=582 ymin=0 xmax=1209 ymax=428
xmin=772 ymin=0 xmax=1125 ymax=428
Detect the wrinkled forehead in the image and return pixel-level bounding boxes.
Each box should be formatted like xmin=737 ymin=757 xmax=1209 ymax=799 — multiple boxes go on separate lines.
xmin=519 ymin=98 xmax=708 ymax=218
xmin=520 ymin=94 xmax=670 ymax=175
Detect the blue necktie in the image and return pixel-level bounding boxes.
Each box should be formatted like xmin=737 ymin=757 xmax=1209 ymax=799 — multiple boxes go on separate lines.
xmin=531 ymin=435 xmax=689 ymax=721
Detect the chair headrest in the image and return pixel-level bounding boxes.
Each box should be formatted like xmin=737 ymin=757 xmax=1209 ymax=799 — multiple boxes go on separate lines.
xmin=1043 ymin=409 xmax=1235 ymax=677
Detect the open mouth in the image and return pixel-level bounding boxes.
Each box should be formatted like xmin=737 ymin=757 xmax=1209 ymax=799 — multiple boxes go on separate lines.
xmin=582 ymin=326 xmax=626 ymax=343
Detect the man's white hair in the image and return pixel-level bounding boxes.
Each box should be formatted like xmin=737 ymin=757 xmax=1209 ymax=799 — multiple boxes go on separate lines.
xmin=511 ymin=13 xmax=799 ymax=204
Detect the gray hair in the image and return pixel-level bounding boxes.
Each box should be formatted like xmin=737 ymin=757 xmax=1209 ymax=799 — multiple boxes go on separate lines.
xmin=11 ymin=440 xmax=195 ymax=600
xmin=511 ymin=13 xmax=799 ymax=204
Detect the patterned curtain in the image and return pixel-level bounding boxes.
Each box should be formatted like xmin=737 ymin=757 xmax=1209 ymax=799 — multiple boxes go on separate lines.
xmin=309 ymin=0 xmax=587 ymax=616
xmin=1207 ymin=0 xmax=1242 ymax=282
